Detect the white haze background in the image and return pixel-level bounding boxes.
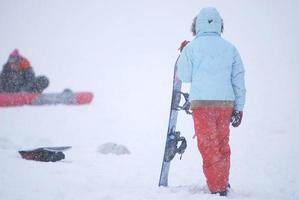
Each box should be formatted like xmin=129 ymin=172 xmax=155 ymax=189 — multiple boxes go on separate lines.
xmin=0 ymin=0 xmax=298 ymax=199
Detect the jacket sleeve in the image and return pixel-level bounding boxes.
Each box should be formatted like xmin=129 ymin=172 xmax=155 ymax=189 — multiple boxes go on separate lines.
xmin=23 ymin=67 xmax=35 ymax=83
xmin=22 ymin=67 xmax=36 ymax=91
xmin=177 ymin=46 xmax=193 ymax=83
xmin=231 ymin=47 xmax=246 ymax=111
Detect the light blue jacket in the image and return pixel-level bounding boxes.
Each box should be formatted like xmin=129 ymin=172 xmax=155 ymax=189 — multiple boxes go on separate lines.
xmin=177 ymin=7 xmax=246 ymax=111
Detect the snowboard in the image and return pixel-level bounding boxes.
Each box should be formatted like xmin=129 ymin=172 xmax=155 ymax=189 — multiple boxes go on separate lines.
xmin=158 ymin=56 xmax=191 ymax=187
xmin=18 ymin=146 xmax=72 ymax=162
xmin=0 ymin=89 xmax=93 ymax=107
xmin=26 ymin=146 xmax=72 ymax=152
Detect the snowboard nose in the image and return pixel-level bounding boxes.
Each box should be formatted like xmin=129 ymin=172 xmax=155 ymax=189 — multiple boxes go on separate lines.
xmin=75 ymin=92 xmax=93 ymax=104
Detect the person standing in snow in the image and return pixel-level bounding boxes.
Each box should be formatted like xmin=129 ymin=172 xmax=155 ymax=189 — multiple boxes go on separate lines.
xmin=177 ymin=7 xmax=246 ymax=196
xmin=0 ymin=49 xmax=49 ymax=93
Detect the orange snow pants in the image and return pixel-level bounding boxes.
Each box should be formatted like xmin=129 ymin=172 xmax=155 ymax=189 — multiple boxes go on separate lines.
xmin=192 ymin=107 xmax=233 ymax=193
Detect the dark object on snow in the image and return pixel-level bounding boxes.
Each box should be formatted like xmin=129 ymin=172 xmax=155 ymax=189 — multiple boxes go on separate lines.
xmin=19 ymin=149 xmax=65 ymax=162
xmin=18 ymin=146 xmax=71 ymax=162
xmin=158 ymin=55 xmax=191 ymax=187
xmin=0 ymin=49 xmax=49 ymax=93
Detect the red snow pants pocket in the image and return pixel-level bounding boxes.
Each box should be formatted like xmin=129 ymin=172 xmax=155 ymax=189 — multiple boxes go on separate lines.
xmin=192 ymin=107 xmax=233 ymax=193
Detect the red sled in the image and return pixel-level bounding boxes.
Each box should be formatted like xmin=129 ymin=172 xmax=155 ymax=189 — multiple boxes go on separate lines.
xmin=0 ymin=89 xmax=93 ymax=107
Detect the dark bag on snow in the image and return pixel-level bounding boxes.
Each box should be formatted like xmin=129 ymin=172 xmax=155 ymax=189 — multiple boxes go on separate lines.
xmin=19 ymin=148 xmax=65 ymax=162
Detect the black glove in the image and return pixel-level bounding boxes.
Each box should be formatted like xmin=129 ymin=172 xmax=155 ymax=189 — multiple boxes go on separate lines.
xmin=231 ymin=110 xmax=243 ymax=127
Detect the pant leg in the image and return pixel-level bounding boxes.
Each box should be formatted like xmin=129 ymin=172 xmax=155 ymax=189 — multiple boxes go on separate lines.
xmin=192 ymin=107 xmax=232 ymax=192
xmin=215 ymin=108 xmax=233 ymax=191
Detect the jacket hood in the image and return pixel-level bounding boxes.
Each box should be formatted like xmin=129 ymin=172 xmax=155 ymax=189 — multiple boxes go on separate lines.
xmin=196 ymin=7 xmax=222 ymax=35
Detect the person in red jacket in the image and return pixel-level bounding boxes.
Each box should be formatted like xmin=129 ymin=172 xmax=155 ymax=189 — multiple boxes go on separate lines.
xmin=0 ymin=49 xmax=49 ymax=93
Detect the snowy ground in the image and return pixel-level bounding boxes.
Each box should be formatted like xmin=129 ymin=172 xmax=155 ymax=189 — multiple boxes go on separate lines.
xmin=1 ymin=0 xmax=299 ymax=200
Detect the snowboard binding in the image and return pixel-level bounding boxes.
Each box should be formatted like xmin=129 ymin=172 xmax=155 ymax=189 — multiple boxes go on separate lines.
xmin=164 ymin=130 xmax=187 ymax=162
xmin=172 ymin=91 xmax=192 ymax=115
